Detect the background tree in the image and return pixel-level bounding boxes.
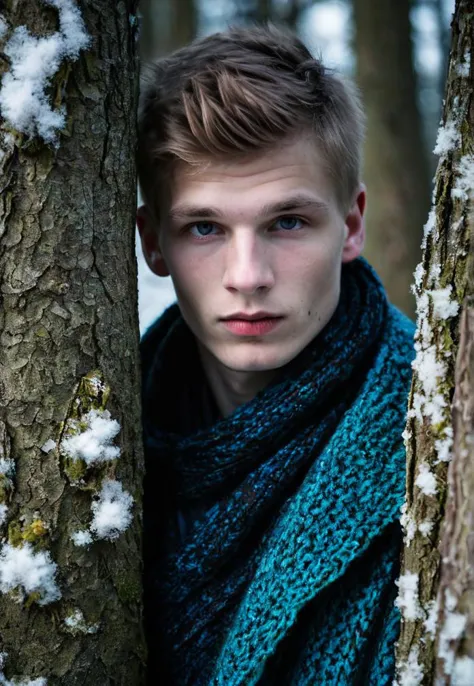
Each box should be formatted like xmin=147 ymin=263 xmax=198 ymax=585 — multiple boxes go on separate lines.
xmin=353 ymin=0 xmax=432 ymax=318
xmin=139 ymin=0 xmax=198 ymax=60
xmin=395 ymin=0 xmax=473 ymax=681
xmin=0 ymin=1 xmax=145 ymax=683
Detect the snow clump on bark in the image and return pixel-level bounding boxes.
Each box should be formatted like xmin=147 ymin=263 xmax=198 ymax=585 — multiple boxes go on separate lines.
xmin=0 ymin=0 xmax=89 ymax=143
xmin=61 ymin=409 xmax=120 ymax=465
xmin=0 ymin=543 xmax=60 ymax=605
xmin=90 ymin=480 xmax=133 ymax=541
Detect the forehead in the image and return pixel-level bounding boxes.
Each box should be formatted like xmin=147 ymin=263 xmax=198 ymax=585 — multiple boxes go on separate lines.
xmin=167 ymin=136 xmax=336 ymax=214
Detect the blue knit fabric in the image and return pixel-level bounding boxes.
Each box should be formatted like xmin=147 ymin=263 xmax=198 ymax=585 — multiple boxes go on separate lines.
xmin=141 ymin=258 xmax=415 ymax=684
xmin=211 ymin=306 xmax=414 ymax=685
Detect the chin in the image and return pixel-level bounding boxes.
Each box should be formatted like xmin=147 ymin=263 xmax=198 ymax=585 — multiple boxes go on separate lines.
xmin=216 ymin=343 xmax=297 ymax=374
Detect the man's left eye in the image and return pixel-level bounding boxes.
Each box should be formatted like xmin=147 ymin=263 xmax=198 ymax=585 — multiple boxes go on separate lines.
xmin=274 ymin=217 xmax=304 ymax=231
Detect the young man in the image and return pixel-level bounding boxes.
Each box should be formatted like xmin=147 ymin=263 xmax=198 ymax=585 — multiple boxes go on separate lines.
xmin=137 ymin=25 xmax=415 ymax=685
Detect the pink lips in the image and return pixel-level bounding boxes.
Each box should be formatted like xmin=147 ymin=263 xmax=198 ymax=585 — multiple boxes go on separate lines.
xmin=220 ymin=314 xmax=283 ymax=336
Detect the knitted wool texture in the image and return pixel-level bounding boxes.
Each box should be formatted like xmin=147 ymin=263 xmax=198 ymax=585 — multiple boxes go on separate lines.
xmin=141 ymin=258 xmax=415 ymax=685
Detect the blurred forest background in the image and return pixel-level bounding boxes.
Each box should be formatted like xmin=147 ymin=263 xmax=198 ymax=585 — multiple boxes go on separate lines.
xmin=136 ymin=0 xmax=455 ymax=333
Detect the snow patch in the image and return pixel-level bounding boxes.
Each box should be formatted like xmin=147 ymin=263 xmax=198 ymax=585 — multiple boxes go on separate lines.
xmin=435 ymin=426 xmax=454 ymax=463
xmin=456 ymin=50 xmax=470 ymax=78
xmin=421 ymin=208 xmax=436 ymax=251
xmin=70 ymin=529 xmax=92 ymax=547
xmin=395 ymin=646 xmax=424 ymax=686
xmin=452 ymin=155 xmax=474 ymax=201
xmin=0 ymin=543 xmax=60 ymax=605
xmin=433 ymin=119 xmax=460 ymax=156
xmin=90 ymin=480 xmax=133 ymax=541
xmin=452 ymin=656 xmax=474 ymax=686
xmin=0 ymin=0 xmax=89 ymax=143
xmin=395 ymin=572 xmax=423 ymax=621
xmin=0 ymin=459 xmax=15 ymax=477
xmin=64 ymin=608 xmax=99 ymax=634
xmin=418 ymin=519 xmax=433 ymax=537
xmin=415 ymin=462 xmax=437 ymax=497
xmin=439 ymin=611 xmax=467 ymax=675
xmin=61 ymin=409 xmax=120 ymax=466
xmin=400 ymin=502 xmax=417 ymax=546
xmin=41 ymin=439 xmax=56 ymax=454
xmin=428 ymin=286 xmax=459 ymax=320
xmin=424 ymin=598 xmax=439 ymax=638
xmin=0 ymin=505 xmax=7 ymax=526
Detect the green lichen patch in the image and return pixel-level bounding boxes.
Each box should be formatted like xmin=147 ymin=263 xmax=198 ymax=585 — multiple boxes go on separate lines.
xmin=63 ymin=456 xmax=87 ymax=483
xmin=60 ymin=370 xmax=114 ymax=486
xmin=7 ymin=518 xmax=49 ymax=549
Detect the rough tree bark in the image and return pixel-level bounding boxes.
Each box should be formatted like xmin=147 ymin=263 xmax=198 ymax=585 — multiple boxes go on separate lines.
xmin=395 ymin=1 xmax=473 ymax=683
xmin=0 ymin=1 xmax=145 ymax=684
xmin=353 ymin=0 xmax=431 ymax=318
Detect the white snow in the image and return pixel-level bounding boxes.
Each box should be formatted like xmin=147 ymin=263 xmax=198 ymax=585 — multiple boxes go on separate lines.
xmin=420 ymin=208 xmax=436 ymax=251
xmin=395 ymin=646 xmax=424 ymax=686
xmin=0 ymin=0 xmax=89 ymax=143
xmin=439 ymin=611 xmax=467 ymax=675
xmin=428 ymin=286 xmax=459 ymax=320
xmin=452 ymin=656 xmax=474 ymax=685
xmin=0 ymin=459 xmax=15 ymax=477
xmin=456 ymin=50 xmax=471 ymax=78
xmin=445 ymin=588 xmax=458 ymax=612
xmin=418 ymin=519 xmax=433 ymax=537
xmin=411 ymin=344 xmax=447 ymax=425
xmin=424 ymin=598 xmax=439 ymax=638
xmin=64 ymin=608 xmax=98 ymax=634
xmin=395 ymin=571 xmax=423 ymax=621
xmin=0 ymin=505 xmax=7 ymax=526
xmin=400 ymin=502 xmax=417 ymax=546
xmin=40 ymin=439 xmax=56 ymax=454
xmin=0 ymin=542 xmax=60 ymax=605
xmin=61 ymin=409 xmax=120 ymax=466
xmin=433 ymin=119 xmax=460 ymax=156
xmin=452 ymin=155 xmax=474 ymax=201
xmin=90 ymin=480 xmax=133 ymax=541
xmin=410 ymin=264 xmax=459 ymax=450
xmin=70 ymin=529 xmax=92 ymax=547
xmin=415 ymin=462 xmax=437 ymax=497
xmin=0 ymin=663 xmax=47 ymax=686
xmin=435 ymin=426 xmax=454 ymax=463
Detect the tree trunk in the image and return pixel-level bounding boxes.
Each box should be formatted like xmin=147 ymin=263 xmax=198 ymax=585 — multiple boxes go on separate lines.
xmin=395 ymin=1 xmax=473 ymax=682
xmin=0 ymin=1 xmax=145 ymax=684
xmin=139 ymin=0 xmax=198 ymax=61
xmin=353 ymin=0 xmax=431 ymax=319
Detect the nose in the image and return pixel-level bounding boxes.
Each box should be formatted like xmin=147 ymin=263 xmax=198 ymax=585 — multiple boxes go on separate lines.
xmin=222 ymin=229 xmax=275 ymax=294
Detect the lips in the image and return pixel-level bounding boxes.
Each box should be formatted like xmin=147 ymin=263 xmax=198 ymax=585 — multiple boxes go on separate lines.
xmin=221 ymin=311 xmax=281 ymax=321
xmin=220 ymin=314 xmax=284 ymax=336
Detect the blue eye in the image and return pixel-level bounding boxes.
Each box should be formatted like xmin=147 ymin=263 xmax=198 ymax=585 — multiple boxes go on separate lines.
xmin=189 ymin=222 xmax=218 ymax=237
xmin=274 ymin=216 xmax=304 ymax=231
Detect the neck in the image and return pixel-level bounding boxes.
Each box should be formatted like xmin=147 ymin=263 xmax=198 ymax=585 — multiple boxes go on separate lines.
xmin=198 ymin=343 xmax=277 ymax=418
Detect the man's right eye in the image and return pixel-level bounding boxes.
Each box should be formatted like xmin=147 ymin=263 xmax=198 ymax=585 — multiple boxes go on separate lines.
xmin=189 ymin=222 xmax=219 ymax=238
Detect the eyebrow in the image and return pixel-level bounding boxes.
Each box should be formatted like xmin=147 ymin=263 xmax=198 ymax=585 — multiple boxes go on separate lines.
xmin=168 ymin=194 xmax=330 ymax=221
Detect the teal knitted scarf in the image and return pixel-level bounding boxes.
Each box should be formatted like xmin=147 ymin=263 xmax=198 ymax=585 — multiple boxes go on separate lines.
xmin=141 ymin=258 xmax=415 ymax=685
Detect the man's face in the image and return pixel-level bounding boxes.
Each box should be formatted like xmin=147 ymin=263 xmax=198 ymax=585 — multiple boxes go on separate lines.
xmin=139 ymin=136 xmax=365 ymax=374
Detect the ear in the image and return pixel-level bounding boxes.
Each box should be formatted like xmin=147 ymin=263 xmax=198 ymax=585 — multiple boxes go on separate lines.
xmin=136 ymin=205 xmax=170 ymax=277
xmin=341 ymin=184 xmax=366 ymax=264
